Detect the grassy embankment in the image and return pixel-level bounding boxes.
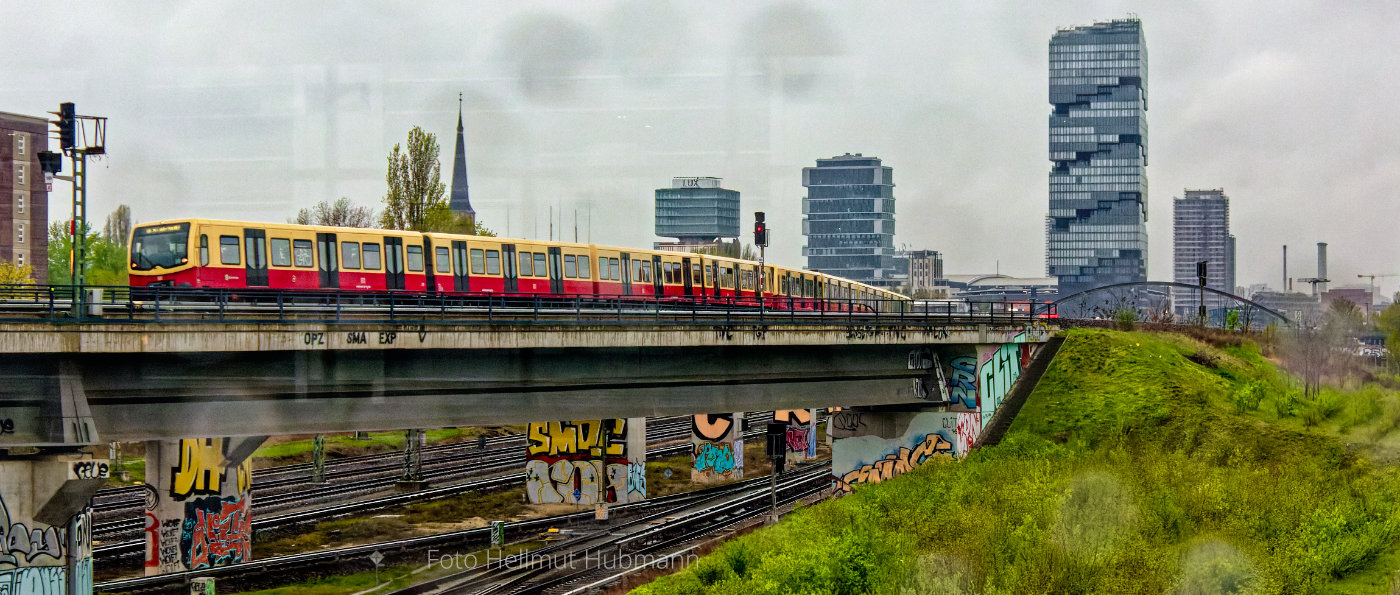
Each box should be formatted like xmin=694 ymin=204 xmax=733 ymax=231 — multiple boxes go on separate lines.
xmin=635 ymin=328 xmax=1400 ymax=594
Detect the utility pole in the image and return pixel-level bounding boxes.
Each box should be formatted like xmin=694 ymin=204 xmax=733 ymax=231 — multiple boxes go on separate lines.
xmin=1197 ymin=260 xmax=1209 ymax=326
xmin=45 ymin=102 xmax=107 ymax=318
xmin=754 ymin=212 xmax=768 ymax=310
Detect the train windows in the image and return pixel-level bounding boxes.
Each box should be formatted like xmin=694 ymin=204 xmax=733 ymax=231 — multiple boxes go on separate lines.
xmin=362 ymin=243 xmax=381 ymax=270
xmin=564 ymin=255 xmax=576 ymax=278
xmin=436 ymin=247 xmax=450 ymax=273
xmin=219 ymin=236 xmax=240 ymax=265
xmin=609 ymin=258 xmax=620 ymax=281
xmin=692 ymin=263 xmax=702 ymax=285
xmin=577 ymin=254 xmax=590 ymax=279
xmin=406 ymin=245 xmax=424 ymax=272
xmin=470 ymin=249 xmax=485 ymax=274
xmin=485 ymin=250 xmax=500 ymax=274
xmin=518 ymin=252 xmax=533 ymax=276
xmin=704 ymin=265 xmax=713 ymax=286
xmin=595 ymin=257 xmax=608 ymax=280
xmin=293 ymin=240 xmax=314 ymax=267
xmin=533 ymin=253 xmax=547 ymax=277
xmin=341 ymin=241 xmax=361 ymax=269
xmin=269 ymin=238 xmax=292 ymax=267
xmin=199 ymin=235 xmax=209 ymax=266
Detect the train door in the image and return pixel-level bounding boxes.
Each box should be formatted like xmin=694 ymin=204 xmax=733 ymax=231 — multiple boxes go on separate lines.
xmin=422 ymin=238 xmax=436 ymax=294
xmin=681 ymin=257 xmax=694 ymax=297
xmin=547 ymin=247 xmax=564 ymax=294
xmin=651 ymin=255 xmax=663 ymax=297
xmin=384 ymin=237 xmax=404 ymax=290
xmin=452 ymin=241 xmax=469 ymax=292
xmin=619 ymin=252 xmax=632 ymax=296
xmin=243 ymin=228 xmax=268 ymax=287
xmin=502 ymin=244 xmax=518 ymax=293
xmin=316 ymin=233 xmax=339 ymax=289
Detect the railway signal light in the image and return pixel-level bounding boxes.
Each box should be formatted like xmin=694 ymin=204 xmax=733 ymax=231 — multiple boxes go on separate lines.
xmin=754 ymin=211 xmax=768 ymax=247
xmin=50 ymin=102 xmax=76 ymax=150
xmin=38 ymin=151 xmax=63 ymax=174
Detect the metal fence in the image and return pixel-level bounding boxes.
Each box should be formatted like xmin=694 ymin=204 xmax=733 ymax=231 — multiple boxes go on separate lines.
xmin=0 ymin=284 xmax=1055 ymax=326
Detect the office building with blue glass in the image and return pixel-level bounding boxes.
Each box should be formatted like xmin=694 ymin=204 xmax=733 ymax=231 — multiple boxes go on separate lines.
xmin=1047 ymin=19 xmax=1149 ymax=297
xmin=802 ymin=153 xmax=896 ymax=286
xmin=654 ymin=177 xmax=740 ymax=247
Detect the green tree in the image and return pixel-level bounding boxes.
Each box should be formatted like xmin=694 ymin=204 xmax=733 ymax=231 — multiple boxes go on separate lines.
xmin=296 ymin=197 xmax=377 ymax=228
xmin=693 ymin=240 xmax=757 ymax=261
xmin=48 ymin=220 xmax=129 ymax=286
xmin=418 ymin=204 xmax=496 ymax=236
xmin=1379 ymin=300 xmax=1400 ymax=361
xmin=380 ymin=126 xmax=446 ymax=231
xmin=1325 ymin=297 xmax=1364 ymax=335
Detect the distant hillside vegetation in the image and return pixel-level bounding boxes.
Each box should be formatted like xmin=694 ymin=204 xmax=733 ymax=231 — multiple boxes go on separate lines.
xmin=634 ymin=328 xmax=1400 ymax=594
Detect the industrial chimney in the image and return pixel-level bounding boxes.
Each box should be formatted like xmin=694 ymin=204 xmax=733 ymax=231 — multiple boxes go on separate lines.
xmin=1317 ymin=242 xmax=1329 ymax=294
xmin=1282 ymin=245 xmax=1287 ymax=292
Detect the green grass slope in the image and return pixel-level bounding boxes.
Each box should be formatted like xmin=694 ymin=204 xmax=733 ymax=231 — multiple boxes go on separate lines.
xmin=633 ymin=328 xmax=1400 ymax=594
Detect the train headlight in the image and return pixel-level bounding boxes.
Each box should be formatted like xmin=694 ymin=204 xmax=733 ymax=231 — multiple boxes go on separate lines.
xmin=181 ymin=257 xmax=188 ymax=263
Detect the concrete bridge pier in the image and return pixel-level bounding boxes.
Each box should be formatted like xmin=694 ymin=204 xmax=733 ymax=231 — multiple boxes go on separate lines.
xmin=691 ymin=413 xmax=744 ymax=484
xmin=0 ymin=453 xmax=106 ymax=595
xmin=524 ymin=418 xmax=646 ymax=505
xmin=142 ymin=436 xmax=264 ymax=576
xmin=829 ymin=340 xmax=1043 ymax=494
xmin=774 ymin=409 xmax=818 ymax=465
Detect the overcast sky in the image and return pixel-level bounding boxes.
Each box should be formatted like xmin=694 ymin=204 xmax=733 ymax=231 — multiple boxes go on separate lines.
xmin=4 ymin=1 xmax=1397 ymax=297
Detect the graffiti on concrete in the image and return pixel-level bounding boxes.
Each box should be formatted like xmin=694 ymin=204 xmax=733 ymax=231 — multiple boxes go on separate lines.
xmin=691 ymin=414 xmax=735 ymax=442
xmin=955 ymin=412 xmax=982 ymax=454
xmin=693 ymin=441 xmax=740 ymax=475
xmin=833 ymin=432 xmax=953 ymax=494
xmin=775 ymin=409 xmax=817 ymax=462
xmin=525 ymin=419 xmax=634 ymax=505
xmin=626 ymin=462 xmax=647 ymax=500
xmin=0 ymin=462 xmax=96 ymax=595
xmin=181 ymin=495 xmax=251 ymax=569
xmin=946 ymin=355 xmax=978 ymax=410
xmin=831 ymin=411 xmax=865 ymax=434
xmin=980 ymin=343 xmax=1028 ymax=428
xmin=0 ymin=495 xmax=63 ymax=566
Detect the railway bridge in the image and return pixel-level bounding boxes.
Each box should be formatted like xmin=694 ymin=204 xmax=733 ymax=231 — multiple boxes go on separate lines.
xmin=0 ymin=304 xmax=1057 ymax=594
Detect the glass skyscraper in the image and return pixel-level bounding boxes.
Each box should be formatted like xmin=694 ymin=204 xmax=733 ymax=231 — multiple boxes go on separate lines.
xmin=1047 ymin=19 xmax=1148 ymax=297
xmin=802 ymin=154 xmax=896 ymax=286
xmin=1173 ymin=189 xmax=1236 ymax=317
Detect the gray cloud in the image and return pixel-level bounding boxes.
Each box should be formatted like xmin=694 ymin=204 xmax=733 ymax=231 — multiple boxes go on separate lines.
xmin=3 ymin=1 xmax=1397 ymax=296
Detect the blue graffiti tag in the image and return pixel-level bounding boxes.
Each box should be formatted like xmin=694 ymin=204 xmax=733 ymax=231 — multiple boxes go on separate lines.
xmin=947 ymin=355 xmax=978 ymax=409
xmin=693 ymin=442 xmax=738 ymax=474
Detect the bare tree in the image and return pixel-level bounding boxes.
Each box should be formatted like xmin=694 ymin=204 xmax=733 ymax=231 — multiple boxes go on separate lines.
xmin=295 ymin=197 xmax=377 ymax=228
xmin=103 ymin=204 xmax=132 ymax=247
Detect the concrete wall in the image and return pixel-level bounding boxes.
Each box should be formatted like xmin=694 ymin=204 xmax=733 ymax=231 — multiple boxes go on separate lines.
xmin=831 ymin=338 xmax=1038 ymax=494
xmin=774 ymin=409 xmax=817 ymax=464
xmin=144 ymin=438 xmax=254 ymax=575
xmin=691 ymin=413 xmax=744 ymax=484
xmin=0 ymin=457 xmax=101 ymax=595
xmin=524 ymin=418 xmax=646 ymax=505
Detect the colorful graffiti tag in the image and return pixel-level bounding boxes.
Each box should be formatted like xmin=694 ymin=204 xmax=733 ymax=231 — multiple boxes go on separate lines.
xmin=833 ymin=430 xmax=953 ymax=494
xmin=955 ymin=412 xmax=982 ymax=454
xmin=181 ymin=495 xmax=251 ymax=569
xmin=775 ymin=409 xmax=817 ymax=462
xmin=524 ymin=419 xmax=643 ymax=505
xmin=980 ymin=343 xmax=1027 ymax=428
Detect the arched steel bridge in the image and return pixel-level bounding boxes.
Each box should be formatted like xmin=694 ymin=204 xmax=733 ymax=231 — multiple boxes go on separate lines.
xmin=1052 ymin=281 xmax=1291 ymax=324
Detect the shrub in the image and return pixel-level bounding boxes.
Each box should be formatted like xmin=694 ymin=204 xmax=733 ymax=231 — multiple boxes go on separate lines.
xmin=1114 ymin=308 xmax=1138 ymax=331
xmin=1273 ymin=390 xmax=1300 ymax=418
xmin=1231 ymin=382 xmax=1264 ymax=413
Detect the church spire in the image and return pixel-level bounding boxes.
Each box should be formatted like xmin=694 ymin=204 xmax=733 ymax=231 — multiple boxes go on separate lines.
xmin=449 ymin=92 xmax=475 ymax=224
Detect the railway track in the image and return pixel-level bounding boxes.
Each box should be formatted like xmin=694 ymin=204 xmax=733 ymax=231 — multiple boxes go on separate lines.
xmin=92 ymin=415 xmax=779 ymax=569
xmin=95 ymin=461 xmax=831 ymax=595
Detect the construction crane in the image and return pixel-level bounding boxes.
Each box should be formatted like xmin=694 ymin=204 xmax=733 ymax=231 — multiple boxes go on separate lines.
xmin=1357 ymin=274 xmax=1400 ymax=316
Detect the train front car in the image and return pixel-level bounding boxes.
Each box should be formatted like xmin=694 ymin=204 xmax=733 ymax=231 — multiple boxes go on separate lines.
xmin=129 ymin=219 xmax=196 ymax=288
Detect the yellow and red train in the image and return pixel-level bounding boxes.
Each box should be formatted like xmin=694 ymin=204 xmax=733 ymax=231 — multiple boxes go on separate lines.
xmin=128 ymin=218 xmax=910 ymax=312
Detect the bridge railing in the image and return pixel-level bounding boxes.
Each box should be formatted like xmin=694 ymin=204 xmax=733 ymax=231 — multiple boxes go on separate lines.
xmin=0 ymin=284 xmax=1056 ymax=326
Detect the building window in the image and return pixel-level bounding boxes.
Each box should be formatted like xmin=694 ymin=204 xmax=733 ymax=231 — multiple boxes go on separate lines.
xmin=16 ymin=165 xmax=24 ymax=186
xmin=15 ymin=252 xmax=23 ymax=266
xmin=15 ymin=134 xmax=25 ymax=156
xmin=16 ymin=193 xmax=24 ymax=215
xmin=17 ymin=223 xmax=23 ymax=244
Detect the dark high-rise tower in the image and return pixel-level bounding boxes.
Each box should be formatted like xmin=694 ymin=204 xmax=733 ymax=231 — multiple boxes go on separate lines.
xmin=449 ymin=94 xmax=475 ymax=224
xmin=801 ymin=153 xmax=896 ymax=286
xmin=1047 ymin=19 xmax=1148 ymax=296
xmin=1173 ymin=189 xmax=1235 ymax=316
